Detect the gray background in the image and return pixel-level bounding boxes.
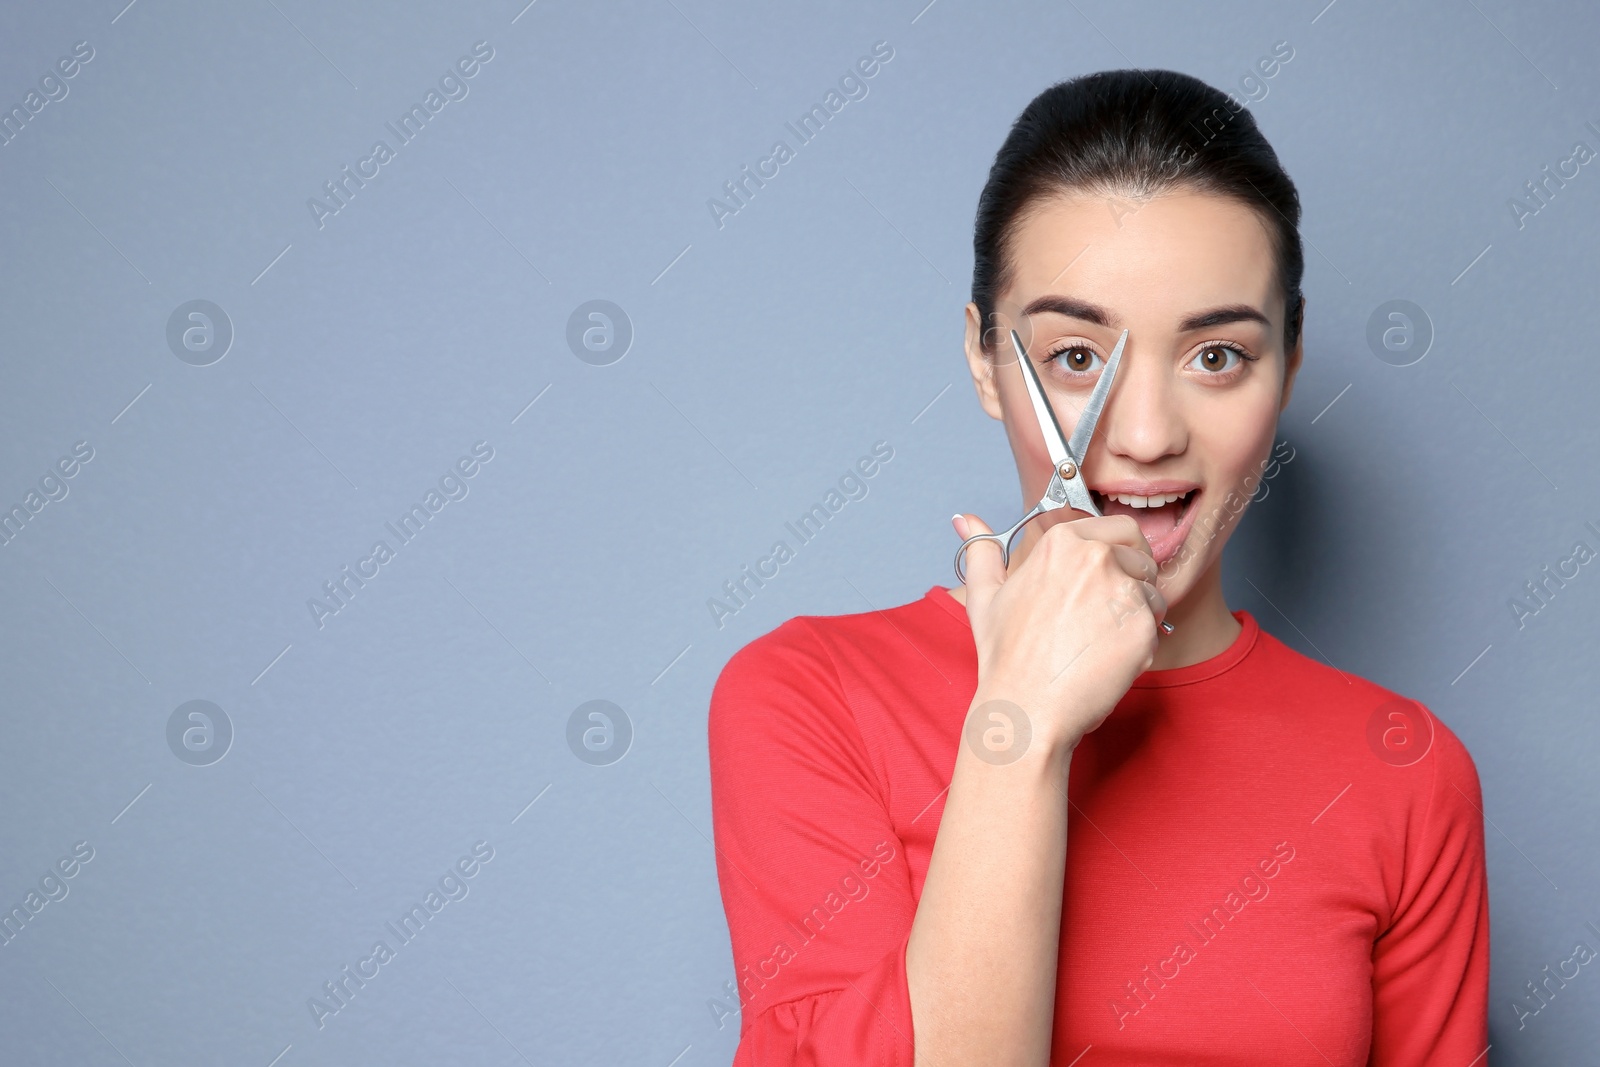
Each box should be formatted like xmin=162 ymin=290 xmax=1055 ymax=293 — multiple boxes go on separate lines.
xmin=0 ymin=0 xmax=1595 ymax=1063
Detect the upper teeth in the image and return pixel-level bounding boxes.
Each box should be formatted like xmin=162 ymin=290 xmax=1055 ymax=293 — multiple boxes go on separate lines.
xmin=1103 ymin=491 xmax=1191 ymax=508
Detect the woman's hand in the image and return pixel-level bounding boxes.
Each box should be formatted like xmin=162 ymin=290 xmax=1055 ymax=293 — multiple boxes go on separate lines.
xmin=908 ymin=513 xmax=1165 ymax=1066
xmin=955 ymin=511 xmax=1167 ymax=750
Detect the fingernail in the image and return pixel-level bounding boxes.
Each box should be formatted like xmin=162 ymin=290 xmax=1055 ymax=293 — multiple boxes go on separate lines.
xmin=951 ymin=513 xmax=968 ymax=538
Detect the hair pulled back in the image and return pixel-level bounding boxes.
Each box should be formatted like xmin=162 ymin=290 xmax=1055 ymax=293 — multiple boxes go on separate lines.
xmin=972 ymin=69 xmax=1305 ymax=354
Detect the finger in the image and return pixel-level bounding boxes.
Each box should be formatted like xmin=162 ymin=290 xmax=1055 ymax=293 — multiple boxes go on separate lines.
xmin=1109 ymin=543 xmax=1158 ymax=585
xmin=1140 ymin=579 xmax=1169 ymax=626
xmin=953 ymin=513 xmax=1007 ymax=614
xmin=1108 ymin=577 xmax=1168 ymax=630
xmin=1058 ymin=513 xmax=1154 ymax=558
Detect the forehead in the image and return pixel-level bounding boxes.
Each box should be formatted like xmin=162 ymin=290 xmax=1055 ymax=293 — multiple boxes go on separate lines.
xmin=1004 ymin=190 xmax=1282 ymax=325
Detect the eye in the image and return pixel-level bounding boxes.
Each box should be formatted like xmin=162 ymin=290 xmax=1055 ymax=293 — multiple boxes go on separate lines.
xmin=1188 ymin=341 xmax=1255 ymax=375
xmin=1044 ymin=343 xmax=1104 ymax=376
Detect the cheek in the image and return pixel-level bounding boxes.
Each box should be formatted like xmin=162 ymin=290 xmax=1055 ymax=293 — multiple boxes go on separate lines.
xmin=1209 ymin=435 xmax=1270 ymax=492
xmin=1000 ymin=366 xmax=1076 ymax=461
xmin=1002 ymin=386 xmax=1059 ymax=494
xmin=1228 ymin=415 xmax=1280 ymax=489
xmin=1013 ymin=412 xmax=1052 ymax=465
xmin=1191 ymin=374 xmax=1281 ymax=482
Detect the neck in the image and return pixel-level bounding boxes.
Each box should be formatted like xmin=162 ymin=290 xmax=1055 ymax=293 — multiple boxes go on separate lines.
xmin=1146 ymin=554 xmax=1239 ymax=670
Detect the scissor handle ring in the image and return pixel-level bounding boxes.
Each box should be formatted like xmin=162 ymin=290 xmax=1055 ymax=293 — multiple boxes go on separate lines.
xmin=953 ymin=504 xmax=1045 ymax=585
xmin=953 ymin=530 xmax=1015 ymax=585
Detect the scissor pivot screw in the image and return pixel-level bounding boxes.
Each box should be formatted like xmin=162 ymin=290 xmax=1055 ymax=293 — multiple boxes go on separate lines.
xmin=1057 ymin=461 xmax=1077 ymax=480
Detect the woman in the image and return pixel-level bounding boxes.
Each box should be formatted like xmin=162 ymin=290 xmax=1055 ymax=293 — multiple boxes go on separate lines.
xmin=708 ymin=69 xmax=1488 ymax=1066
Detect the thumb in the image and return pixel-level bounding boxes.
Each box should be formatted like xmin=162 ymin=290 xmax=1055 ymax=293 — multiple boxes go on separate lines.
xmin=953 ymin=512 xmax=1007 ymax=616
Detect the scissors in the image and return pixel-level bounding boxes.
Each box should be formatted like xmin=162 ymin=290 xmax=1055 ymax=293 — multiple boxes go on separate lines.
xmin=954 ymin=326 xmax=1175 ymax=634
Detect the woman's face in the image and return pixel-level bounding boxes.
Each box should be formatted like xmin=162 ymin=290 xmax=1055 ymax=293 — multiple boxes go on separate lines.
xmin=961 ymin=188 xmax=1303 ymax=607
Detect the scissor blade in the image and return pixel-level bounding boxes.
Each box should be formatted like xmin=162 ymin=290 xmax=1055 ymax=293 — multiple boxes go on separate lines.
xmin=1009 ymin=329 xmax=1071 ymax=469
xmin=1065 ymin=328 xmax=1128 ymax=465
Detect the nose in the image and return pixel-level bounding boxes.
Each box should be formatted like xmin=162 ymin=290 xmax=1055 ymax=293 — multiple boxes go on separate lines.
xmin=1093 ymin=340 xmax=1186 ymax=465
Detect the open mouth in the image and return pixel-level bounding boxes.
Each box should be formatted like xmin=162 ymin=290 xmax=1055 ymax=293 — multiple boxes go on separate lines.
xmin=1089 ymin=488 xmax=1200 ymax=565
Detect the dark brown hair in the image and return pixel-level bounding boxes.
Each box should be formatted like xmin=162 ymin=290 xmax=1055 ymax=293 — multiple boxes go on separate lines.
xmin=972 ymin=69 xmax=1305 ymax=354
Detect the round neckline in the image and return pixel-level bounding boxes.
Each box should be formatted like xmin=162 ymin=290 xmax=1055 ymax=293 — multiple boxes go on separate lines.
xmin=924 ymin=585 xmax=1260 ymax=688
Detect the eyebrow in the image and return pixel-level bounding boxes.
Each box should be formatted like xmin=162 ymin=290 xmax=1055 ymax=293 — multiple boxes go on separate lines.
xmin=1019 ymin=294 xmax=1271 ymax=333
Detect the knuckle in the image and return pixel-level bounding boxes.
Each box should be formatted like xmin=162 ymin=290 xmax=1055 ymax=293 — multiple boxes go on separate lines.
xmin=1041 ymin=521 xmax=1073 ymax=549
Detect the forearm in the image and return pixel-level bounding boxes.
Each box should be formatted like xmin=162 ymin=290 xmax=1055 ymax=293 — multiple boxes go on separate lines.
xmin=905 ymin=701 xmax=1075 ymax=1067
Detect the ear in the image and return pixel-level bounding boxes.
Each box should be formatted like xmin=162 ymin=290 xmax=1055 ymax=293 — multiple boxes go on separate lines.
xmin=963 ymin=302 xmax=1005 ymax=421
xmin=1279 ymin=294 xmax=1305 ymax=413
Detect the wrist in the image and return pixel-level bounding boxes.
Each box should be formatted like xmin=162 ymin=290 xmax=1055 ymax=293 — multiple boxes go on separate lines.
xmin=964 ymin=689 xmax=1084 ymax=766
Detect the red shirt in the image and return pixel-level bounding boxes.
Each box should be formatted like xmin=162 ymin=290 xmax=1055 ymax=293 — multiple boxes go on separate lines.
xmin=707 ymin=586 xmax=1488 ymax=1065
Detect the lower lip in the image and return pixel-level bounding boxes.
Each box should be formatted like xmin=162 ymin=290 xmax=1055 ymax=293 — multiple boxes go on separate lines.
xmin=1144 ymin=492 xmax=1203 ymax=567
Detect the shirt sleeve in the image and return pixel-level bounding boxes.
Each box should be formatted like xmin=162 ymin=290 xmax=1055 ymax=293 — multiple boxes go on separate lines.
xmin=1368 ymin=713 xmax=1490 ymax=1066
xmin=707 ymin=617 xmax=919 ymax=1067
